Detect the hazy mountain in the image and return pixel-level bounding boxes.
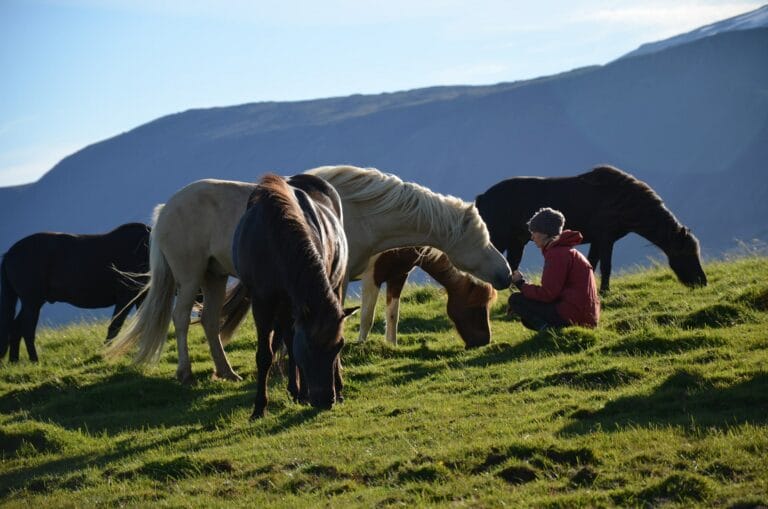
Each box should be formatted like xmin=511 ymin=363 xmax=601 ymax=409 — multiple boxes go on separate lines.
xmin=1 ymin=23 xmax=766 ymax=326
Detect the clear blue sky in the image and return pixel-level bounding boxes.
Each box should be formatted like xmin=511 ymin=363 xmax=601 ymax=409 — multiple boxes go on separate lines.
xmin=0 ymin=0 xmax=760 ymax=186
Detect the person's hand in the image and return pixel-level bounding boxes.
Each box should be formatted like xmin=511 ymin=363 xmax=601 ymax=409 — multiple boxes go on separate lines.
xmin=511 ymin=270 xmax=524 ymax=284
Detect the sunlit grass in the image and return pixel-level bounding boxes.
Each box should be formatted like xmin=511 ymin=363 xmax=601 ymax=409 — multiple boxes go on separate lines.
xmin=1 ymin=257 xmax=767 ymax=507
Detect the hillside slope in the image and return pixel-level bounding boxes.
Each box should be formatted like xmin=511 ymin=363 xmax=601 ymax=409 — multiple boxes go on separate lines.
xmin=1 ymin=256 xmax=766 ymax=507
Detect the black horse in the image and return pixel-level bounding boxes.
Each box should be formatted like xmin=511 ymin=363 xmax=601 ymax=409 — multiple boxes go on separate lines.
xmin=475 ymin=166 xmax=707 ymax=292
xmin=233 ymin=174 xmax=356 ymax=419
xmin=0 ymin=223 xmax=150 ymax=362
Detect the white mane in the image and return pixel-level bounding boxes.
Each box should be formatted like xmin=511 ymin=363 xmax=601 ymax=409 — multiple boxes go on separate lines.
xmin=306 ymin=165 xmax=490 ymax=248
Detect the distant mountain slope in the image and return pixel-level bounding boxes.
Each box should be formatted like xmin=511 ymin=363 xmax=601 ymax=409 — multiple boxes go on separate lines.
xmin=619 ymin=4 xmax=768 ymax=60
xmin=1 ymin=28 xmax=766 ymax=325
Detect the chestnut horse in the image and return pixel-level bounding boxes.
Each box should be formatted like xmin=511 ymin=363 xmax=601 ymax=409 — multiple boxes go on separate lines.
xmin=107 ymin=166 xmax=510 ymax=384
xmin=1 ymin=223 xmax=149 ymax=362
xmin=357 ymin=247 xmax=497 ymax=348
xmin=234 ymin=174 xmax=354 ymax=418
xmin=475 ymin=165 xmax=706 ymax=292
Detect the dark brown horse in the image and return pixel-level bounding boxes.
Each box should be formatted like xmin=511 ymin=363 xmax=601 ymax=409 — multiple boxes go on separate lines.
xmin=233 ymin=174 xmax=355 ymax=419
xmin=357 ymin=247 xmax=497 ymax=348
xmin=0 ymin=223 xmax=150 ymax=362
xmin=475 ymin=166 xmax=707 ymax=292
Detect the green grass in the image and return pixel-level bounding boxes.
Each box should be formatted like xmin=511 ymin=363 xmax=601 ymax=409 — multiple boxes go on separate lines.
xmin=1 ymin=257 xmax=767 ymax=507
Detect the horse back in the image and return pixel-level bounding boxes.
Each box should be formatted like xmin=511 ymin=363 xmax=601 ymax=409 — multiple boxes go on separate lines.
xmin=3 ymin=224 xmax=150 ymax=307
xmin=476 ymin=173 xmax=621 ymax=247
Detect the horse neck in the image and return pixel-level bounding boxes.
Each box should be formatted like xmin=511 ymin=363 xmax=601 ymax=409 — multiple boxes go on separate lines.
xmin=416 ymin=253 xmax=464 ymax=291
xmin=631 ymin=205 xmax=682 ymax=253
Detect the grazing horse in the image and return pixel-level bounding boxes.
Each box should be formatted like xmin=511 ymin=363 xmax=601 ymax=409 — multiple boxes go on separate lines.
xmin=0 ymin=223 xmax=150 ymax=362
xmin=234 ymin=173 xmax=354 ymax=418
xmin=107 ymin=165 xmax=510 ymax=384
xmin=357 ymin=247 xmax=497 ymax=348
xmin=475 ymin=165 xmax=707 ymax=292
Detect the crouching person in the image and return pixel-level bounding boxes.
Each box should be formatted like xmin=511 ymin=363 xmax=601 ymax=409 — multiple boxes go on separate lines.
xmin=508 ymin=207 xmax=600 ymax=331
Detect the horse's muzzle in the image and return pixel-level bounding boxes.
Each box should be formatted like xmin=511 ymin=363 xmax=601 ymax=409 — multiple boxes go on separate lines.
xmin=493 ymin=271 xmax=513 ymax=290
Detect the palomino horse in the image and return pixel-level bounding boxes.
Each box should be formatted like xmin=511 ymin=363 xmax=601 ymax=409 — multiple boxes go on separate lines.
xmin=234 ymin=174 xmax=354 ymax=418
xmin=357 ymin=247 xmax=497 ymax=348
xmin=475 ymin=165 xmax=707 ymax=292
xmin=107 ymin=166 xmax=511 ymax=384
xmin=1 ymin=223 xmax=150 ymax=362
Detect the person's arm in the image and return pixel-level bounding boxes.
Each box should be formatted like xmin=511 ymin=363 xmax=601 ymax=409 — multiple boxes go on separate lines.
xmin=521 ymin=250 xmax=571 ymax=302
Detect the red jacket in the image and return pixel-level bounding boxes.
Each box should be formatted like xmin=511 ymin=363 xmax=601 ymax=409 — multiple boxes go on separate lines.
xmin=520 ymin=230 xmax=600 ymax=327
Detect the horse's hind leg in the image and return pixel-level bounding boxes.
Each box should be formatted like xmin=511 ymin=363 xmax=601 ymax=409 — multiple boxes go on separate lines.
xmin=598 ymin=241 xmax=615 ymax=293
xmin=15 ymin=303 xmax=41 ymax=362
xmin=201 ymin=272 xmax=241 ymax=381
xmin=384 ymin=272 xmax=408 ymax=346
xmin=172 ymin=282 xmax=200 ymax=385
xmin=106 ymin=292 xmax=132 ymax=342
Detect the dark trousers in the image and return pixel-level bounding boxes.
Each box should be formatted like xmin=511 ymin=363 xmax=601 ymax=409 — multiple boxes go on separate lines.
xmin=507 ymin=293 xmax=569 ymax=331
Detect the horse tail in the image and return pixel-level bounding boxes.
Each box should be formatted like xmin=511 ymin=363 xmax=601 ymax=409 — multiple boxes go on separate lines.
xmin=0 ymin=256 xmax=18 ymax=359
xmin=219 ymin=281 xmax=251 ymax=346
xmin=104 ymin=222 xmax=176 ymax=364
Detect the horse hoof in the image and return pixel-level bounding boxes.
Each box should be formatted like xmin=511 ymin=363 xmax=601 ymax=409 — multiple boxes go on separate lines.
xmin=177 ymin=371 xmax=195 ymax=385
xmin=212 ymin=371 xmax=243 ymax=382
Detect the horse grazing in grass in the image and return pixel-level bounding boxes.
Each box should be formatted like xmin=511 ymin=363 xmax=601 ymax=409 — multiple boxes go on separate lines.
xmin=234 ymin=173 xmax=354 ymax=418
xmin=1 ymin=223 xmax=150 ymax=362
xmin=475 ymin=165 xmax=707 ymax=292
xmin=108 ymin=166 xmax=510 ymax=384
xmin=357 ymin=247 xmax=497 ymax=348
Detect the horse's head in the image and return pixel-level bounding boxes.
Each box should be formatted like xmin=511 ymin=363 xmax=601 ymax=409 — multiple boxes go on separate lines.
xmin=446 ymin=206 xmax=512 ymax=290
xmin=446 ymin=280 xmax=497 ymax=348
xmin=667 ymin=227 xmax=707 ymax=287
xmin=293 ymin=307 xmax=357 ymax=410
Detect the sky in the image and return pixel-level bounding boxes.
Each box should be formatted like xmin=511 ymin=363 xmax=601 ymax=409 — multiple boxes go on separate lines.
xmin=0 ymin=0 xmax=762 ymax=187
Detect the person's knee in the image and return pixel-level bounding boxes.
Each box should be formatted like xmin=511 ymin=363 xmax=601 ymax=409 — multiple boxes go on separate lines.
xmin=506 ymin=292 xmax=525 ymax=315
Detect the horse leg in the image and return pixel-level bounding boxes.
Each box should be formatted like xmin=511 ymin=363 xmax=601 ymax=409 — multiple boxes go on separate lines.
xmin=201 ymin=272 xmax=241 ymax=381
xmin=598 ymin=241 xmax=615 ymax=293
xmin=506 ymin=241 xmax=525 ymax=271
xmin=106 ymin=293 xmax=132 ymax=342
xmin=274 ymin=307 xmax=301 ymax=403
xmin=385 ymin=272 xmax=408 ymax=346
xmin=334 ymin=355 xmax=344 ymax=403
xmin=172 ymin=283 xmax=200 ymax=385
xmin=19 ymin=303 xmax=41 ymax=362
xmin=251 ymin=298 xmax=276 ymax=420
xmin=7 ymin=306 xmax=25 ymax=362
xmin=587 ymin=242 xmax=600 ymax=270
xmin=356 ymin=270 xmax=380 ymax=343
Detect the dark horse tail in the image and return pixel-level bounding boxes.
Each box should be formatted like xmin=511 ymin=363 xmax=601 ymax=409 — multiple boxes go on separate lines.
xmin=219 ymin=282 xmax=251 ymax=345
xmin=0 ymin=256 xmax=19 ymax=359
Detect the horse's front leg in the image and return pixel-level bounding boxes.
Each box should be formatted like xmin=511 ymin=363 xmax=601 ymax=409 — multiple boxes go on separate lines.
xmin=334 ymin=356 xmax=344 ymax=403
xmin=251 ymin=298 xmax=276 ymax=420
xmin=384 ymin=272 xmax=408 ymax=346
xmin=202 ymin=273 xmax=241 ymax=381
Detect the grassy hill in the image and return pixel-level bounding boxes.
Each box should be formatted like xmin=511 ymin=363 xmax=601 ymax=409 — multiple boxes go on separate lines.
xmin=1 ymin=256 xmax=767 ymax=507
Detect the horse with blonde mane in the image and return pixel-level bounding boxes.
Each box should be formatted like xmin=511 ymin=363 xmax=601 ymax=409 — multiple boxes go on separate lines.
xmin=106 ymin=166 xmax=511 ymax=384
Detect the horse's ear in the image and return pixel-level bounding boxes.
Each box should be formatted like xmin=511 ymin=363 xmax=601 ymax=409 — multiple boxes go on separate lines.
xmin=343 ymin=306 xmax=360 ymax=318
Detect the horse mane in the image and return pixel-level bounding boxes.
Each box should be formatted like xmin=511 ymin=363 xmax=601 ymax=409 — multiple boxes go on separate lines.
xmin=252 ymin=174 xmax=344 ymax=340
xmin=306 ymin=166 xmax=490 ymax=248
xmin=579 ymin=165 xmax=683 ymax=235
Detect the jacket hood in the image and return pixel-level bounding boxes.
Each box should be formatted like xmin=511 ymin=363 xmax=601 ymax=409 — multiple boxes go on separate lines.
xmin=545 ymin=230 xmax=583 ymax=251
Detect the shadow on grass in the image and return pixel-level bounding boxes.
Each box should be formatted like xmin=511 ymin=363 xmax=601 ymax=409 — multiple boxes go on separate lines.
xmin=396 ymin=315 xmax=453 ymax=334
xmin=560 ymin=370 xmax=768 ymax=435
xmin=466 ymin=328 xmax=599 ymax=368
xmin=0 ymin=366 xmax=294 ymax=435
